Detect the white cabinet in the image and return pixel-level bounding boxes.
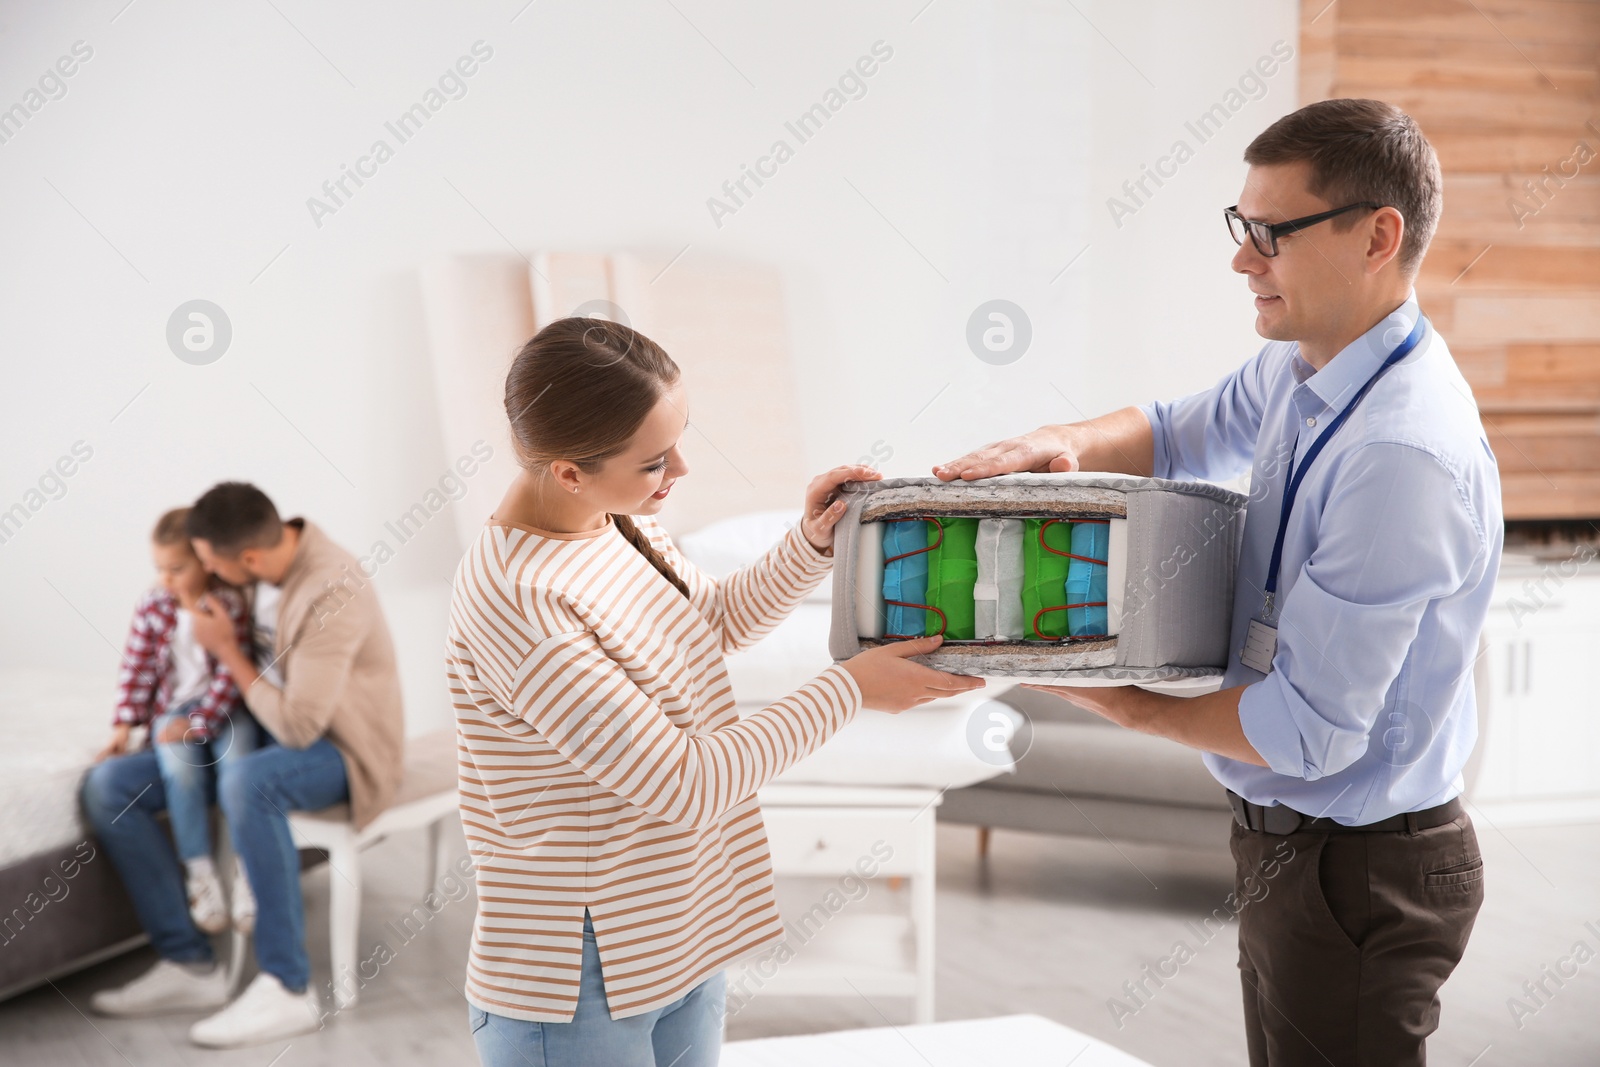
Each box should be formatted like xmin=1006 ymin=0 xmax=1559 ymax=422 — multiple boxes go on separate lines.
xmin=729 ymin=783 xmax=940 ymax=1025
xmin=1474 ymin=563 xmax=1600 ymax=823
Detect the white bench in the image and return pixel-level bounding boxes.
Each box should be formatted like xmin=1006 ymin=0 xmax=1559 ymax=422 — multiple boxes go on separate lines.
xmin=224 ymin=729 xmax=459 ymax=1008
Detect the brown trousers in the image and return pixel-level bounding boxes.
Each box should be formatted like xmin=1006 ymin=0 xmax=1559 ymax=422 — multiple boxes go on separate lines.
xmin=1229 ymin=812 xmax=1485 ymax=1066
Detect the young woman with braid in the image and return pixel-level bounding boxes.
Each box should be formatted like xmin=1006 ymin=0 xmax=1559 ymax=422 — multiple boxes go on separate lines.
xmin=445 ymin=317 xmax=982 ymax=1066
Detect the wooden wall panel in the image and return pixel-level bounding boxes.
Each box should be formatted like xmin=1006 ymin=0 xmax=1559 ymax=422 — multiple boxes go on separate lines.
xmin=1301 ymin=0 xmax=1600 ymax=518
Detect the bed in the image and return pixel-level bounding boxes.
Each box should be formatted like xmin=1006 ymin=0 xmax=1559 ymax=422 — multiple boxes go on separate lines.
xmin=0 ymin=667 xmax=146 ymax=1002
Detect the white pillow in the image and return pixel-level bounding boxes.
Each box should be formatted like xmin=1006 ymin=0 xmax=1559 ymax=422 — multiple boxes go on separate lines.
xmin=723 ymin=602 xmax=837 ymax=705
xmin=717 ymin=599 xmax=1017 ymax=788
xmin=760 ymin=697 xmax=1019 ymax=789
xmin=678 ymin=510 xmax=830 ymax=603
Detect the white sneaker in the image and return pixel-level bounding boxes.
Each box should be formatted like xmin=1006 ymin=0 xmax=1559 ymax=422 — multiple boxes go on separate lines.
xmin=189 ymin=972 xmax=323 ymax=1048
xmin=90 ymin=959 xmax=230 ymax=1017
xmin=187 ymin=864 xmax=229 ymax=934
xmin=231 ymin=857 xmax=256 ymax=936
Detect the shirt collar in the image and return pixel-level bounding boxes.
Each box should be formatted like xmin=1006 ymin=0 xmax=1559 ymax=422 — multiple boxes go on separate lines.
xmin=1291 ymin=291 xmax=1421 ymax=411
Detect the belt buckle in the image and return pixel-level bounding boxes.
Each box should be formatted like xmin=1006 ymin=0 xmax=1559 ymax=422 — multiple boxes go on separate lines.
xmin=1264 ymin=805 xmax=1304 ymax=835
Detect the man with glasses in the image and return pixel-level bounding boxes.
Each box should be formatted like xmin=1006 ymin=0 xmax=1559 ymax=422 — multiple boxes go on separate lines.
xmin=936 ymin=98 xmax=1499 ymax=1066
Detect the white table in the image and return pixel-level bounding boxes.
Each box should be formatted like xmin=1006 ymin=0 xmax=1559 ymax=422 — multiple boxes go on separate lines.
xmin=723 ymin=1013 xmax=1156 ymax=1066
xmin=739 ymin=783 xmax=941 ymax=1024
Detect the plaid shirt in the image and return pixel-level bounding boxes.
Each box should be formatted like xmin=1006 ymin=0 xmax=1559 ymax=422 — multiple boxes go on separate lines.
xmin=113 ymin=585 xmax=252 ymax=739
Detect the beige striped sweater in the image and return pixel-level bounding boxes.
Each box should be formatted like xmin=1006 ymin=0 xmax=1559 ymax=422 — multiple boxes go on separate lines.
xmin=445 ymin=511 xmax=862 ymax=1022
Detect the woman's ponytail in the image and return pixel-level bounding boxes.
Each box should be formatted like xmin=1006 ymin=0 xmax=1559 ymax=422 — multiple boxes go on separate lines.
xmin=610 ymin=513 xmax=691 ymax=600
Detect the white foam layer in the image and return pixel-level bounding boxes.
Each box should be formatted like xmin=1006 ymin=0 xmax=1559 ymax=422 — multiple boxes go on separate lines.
xmin=854 ymin=519 xmax=884 ymax=638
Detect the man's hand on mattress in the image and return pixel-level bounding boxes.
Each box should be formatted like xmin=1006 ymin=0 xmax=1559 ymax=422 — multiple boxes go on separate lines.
xmin=1019 ymin=683 xmax=1148 ymax=730
xmin=800 ymin=464 xmax=883 ymax=553
xmin=932 ymin=425 xmax=1078 ymax=481
xmin=1019 ymin=682 xmax=1267 ymax=767
xmin=841 ymin=635 xmax=986 ymax=713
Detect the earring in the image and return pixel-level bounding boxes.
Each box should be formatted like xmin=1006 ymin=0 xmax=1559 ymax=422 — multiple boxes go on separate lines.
xmin=571 ymin=487 xmax=579 ymax=493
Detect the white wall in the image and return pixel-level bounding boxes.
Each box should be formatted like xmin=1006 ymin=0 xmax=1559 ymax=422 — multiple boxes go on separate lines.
xmin=0 ymin=0 xmax=1296 ymax=729
xmin=1085 ymin=1 xmax=1301 ymax=419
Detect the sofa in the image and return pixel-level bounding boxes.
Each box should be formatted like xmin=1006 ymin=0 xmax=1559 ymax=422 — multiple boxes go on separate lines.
xmin=938 ymin=684 xmax=1235 ymax=852
xmin=940 ymin=636 xmax=1492 ymax=855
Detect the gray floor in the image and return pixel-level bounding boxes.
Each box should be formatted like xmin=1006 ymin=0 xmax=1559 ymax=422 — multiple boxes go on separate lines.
xmin=3 ymin=813 xmax=1597 ymax=1066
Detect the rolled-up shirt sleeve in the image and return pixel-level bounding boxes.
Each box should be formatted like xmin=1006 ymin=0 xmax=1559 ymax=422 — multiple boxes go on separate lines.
xmin=1238 ymin=440 xmax=1488 ymax=780
xmin=1140 ymin=345 xmax=1274 ymax=483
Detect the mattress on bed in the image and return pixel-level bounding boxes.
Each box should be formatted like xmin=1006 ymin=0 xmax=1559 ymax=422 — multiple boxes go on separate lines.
xmin=829 ymin=473 xmax=1246 ymax=687
xmin=0 ymin=667 xmax=116 ymax=868
xmin=0 ymin=667 xmax=155 ymax=1003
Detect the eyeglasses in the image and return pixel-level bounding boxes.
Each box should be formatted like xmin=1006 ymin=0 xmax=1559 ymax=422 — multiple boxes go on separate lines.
xmin=1224 ymin=201 xmax=1383 ymax=257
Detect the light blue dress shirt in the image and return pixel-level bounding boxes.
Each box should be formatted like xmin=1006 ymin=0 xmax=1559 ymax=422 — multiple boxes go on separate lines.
xmin=1139 ymin=293 xmax=1503 ymax=825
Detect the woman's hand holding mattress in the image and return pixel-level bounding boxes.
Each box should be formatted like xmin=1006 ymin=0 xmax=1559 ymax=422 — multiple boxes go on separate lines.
xmin=799 ymin=464 xmax=882 ymax=552
xmin=840 ymin=634 xmax=985 ymax=713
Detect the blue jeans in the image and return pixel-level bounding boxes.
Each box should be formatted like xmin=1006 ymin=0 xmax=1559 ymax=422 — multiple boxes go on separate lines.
xmin=468 ymin=912 xmax=726 ymax=1067
xmin=151 ymin=700 xmax=260 ymax=862
xmin=82 ymin=735 xmax=349 ymax=992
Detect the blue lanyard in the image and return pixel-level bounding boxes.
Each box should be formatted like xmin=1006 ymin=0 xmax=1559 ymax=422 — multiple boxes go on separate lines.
xmin=1261 ymin=314 xmax=1429 ymax=619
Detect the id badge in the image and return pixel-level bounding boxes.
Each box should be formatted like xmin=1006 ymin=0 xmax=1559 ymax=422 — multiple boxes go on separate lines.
xmin=1240 ymin=618 xmax=1278 ymax=675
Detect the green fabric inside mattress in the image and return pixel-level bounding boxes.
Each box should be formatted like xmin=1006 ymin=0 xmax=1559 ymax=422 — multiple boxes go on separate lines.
xmin=1022 ymin=518 xmax=1072 ymax=639
xmin=924 ymin=517 xmax=979 ymax=640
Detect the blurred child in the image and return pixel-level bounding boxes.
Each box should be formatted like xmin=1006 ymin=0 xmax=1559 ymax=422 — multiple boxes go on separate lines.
xmin=96 ymin=507 xmax=261 ymax=934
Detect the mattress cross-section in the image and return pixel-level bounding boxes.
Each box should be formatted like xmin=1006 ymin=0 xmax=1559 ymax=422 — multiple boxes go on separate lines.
xmin=830 ymin=473 xmax=1247 ymax=685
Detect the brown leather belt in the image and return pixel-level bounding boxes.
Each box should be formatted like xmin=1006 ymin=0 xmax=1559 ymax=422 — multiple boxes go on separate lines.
xmin=1227 ymin=790 xmax=1463 ymax=835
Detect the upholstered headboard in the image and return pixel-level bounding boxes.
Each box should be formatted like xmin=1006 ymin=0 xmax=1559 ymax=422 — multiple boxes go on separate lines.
xmin=418 ymin=251 xmax=808 ymax=551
